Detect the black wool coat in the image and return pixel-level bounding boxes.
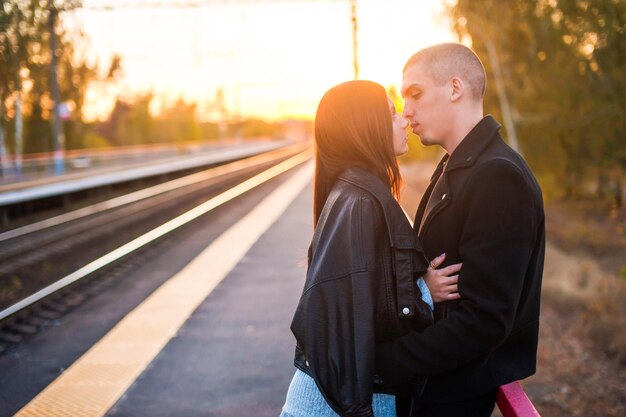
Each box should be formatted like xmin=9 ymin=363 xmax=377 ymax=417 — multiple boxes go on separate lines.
xmin=375 ymin=116 xmax=546 ymax=406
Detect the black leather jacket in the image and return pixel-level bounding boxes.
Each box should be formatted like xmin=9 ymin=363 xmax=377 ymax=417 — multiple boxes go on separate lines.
xmin=289 ymin=167 xmax=433 ymax=417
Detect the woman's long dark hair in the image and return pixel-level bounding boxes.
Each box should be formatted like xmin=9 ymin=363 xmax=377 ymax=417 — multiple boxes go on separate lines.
xmin=313 ymin=80 xmax=402 ymax=227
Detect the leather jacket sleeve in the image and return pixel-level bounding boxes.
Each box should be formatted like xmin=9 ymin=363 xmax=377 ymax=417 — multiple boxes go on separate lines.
xmin=291 ymin=196 xmax=384 ymax=417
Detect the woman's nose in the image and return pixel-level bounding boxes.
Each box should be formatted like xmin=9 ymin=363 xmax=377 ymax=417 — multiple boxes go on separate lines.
xmin=401 ymin=117 xmax=409 ymax=128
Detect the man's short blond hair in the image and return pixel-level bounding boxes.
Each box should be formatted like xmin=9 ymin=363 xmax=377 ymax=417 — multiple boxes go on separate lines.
xmin=404 ymin=43 xmax=486 ymax=101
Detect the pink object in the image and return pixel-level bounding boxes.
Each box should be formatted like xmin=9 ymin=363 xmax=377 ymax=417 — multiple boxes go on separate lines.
xmin=497 ymin=382 xmax=541 ymax=417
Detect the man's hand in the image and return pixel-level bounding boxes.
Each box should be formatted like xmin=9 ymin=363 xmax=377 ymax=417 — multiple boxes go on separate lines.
xmin=424 ymin=253 xmax=462 ymax=303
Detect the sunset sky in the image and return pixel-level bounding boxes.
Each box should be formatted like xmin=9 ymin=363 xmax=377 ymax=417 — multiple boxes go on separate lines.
xmin=68 ymin=0 xmax=457 ymax=121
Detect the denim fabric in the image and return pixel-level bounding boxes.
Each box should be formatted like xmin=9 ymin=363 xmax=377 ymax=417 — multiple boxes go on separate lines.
xmin=280 ymin=369 xmax=396 ymax=417
xmin=417 ymin=277 xmax=434 ymax=310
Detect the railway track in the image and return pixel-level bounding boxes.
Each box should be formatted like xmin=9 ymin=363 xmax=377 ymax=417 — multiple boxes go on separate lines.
xmin=0 ymin=144 xmax=312 ymax=353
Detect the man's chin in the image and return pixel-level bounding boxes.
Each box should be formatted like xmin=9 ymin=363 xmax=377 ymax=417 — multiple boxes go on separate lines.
xmin=419 ymin=133 xmax=443 ymax=147
xmin=418 ymin=135 xmax=434 ymax=146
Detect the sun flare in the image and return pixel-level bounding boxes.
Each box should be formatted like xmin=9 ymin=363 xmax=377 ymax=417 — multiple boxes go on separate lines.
xmin=72 ymin=0 xmax=455 ymax=122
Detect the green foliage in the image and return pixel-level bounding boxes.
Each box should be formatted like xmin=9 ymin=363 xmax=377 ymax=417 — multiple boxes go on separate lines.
xmin=96 ymin=94 xmax=155 ymax=146
xmin=155 ymin=98 xmax=201 ymax=144
xmin=0 ymin=1 xmax=121 ymax=153
xmin=95 ymin=95 xmax=283 ymax=146
xmin=79 ymin=129 xmax=110 ymax=149
xmin=448 ymin=0 xmax=625 ymax=204
xmin=200 ymin=122 xmax=221 ymax=140
xmin=237 ymin=119 xmax=281 ymax=138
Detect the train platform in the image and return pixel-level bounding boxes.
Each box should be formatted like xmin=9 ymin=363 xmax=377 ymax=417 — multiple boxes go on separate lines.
xmin=0 ymin=139 xmax=290 ymax=191
xmin=0 ymin=154 xmax=539 ymax=417
xmin=0 ymin=161 xmax=313 ymax=416
xmin=0 ymin=140 xmax=291 ymax=205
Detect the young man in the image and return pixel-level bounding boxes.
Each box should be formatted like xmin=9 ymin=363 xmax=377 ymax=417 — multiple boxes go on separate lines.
xmin=375 ymin=43 xmax=545 ymax=417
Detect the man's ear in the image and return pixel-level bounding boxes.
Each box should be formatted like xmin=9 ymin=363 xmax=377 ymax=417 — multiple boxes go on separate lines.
xmin=450 ymin=77 xmax=464 ymax=102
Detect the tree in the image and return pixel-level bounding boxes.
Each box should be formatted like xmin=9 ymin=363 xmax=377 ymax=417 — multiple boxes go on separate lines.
xmin=0 ymin=0 xmax=116 ymax=155
xmin=447 ymin=0 xmax=625 ymax=204
xmin=97 ymin=94 xmax=155 ymax=146
xmin=155 ymin=98 xmax=201 ymax=146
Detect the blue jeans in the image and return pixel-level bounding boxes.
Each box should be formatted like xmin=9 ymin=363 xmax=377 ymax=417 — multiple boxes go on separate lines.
xmin=280 ymin=369 xmax=396 ymax=417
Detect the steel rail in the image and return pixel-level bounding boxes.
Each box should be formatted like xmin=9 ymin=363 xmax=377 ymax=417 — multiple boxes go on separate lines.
xmin=0 ymin=149 xmax=312 ymax=322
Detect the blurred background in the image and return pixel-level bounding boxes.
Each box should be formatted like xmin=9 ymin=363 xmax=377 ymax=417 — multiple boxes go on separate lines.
xmin=0 ymin=0 xmax=624 ymax=415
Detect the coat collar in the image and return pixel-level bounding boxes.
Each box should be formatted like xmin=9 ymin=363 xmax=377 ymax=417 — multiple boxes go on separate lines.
xmin=438 ymin=115 xmax=502 ymax=174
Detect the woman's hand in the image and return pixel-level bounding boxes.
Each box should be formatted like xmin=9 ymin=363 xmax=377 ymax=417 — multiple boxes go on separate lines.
xmin=424 ymin=253 xmax=462 ymax=303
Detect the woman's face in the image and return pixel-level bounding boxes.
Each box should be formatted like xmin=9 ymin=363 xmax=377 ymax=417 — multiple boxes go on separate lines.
xmin=389 ymin=97 xmax=409 ymax=156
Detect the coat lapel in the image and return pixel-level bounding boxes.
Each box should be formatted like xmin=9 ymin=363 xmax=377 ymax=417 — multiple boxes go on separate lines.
xmin=416 ymin=116 xmax=502 ymax=238
xmin=418 ymin=170 xmax=451 ymax=237
xmin=413 ymin=155 xmax=447 ymax=230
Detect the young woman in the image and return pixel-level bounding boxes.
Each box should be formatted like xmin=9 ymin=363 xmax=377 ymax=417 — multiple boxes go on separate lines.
xmin=280 ymin=80 xmax=460 ymax=417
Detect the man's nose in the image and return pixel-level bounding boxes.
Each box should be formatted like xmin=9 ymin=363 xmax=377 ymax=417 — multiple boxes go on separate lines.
xmin=402 ymin=103 xmax=413 ymax=118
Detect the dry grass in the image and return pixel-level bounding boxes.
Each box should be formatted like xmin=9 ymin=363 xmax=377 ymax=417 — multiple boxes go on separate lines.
xmin=586 ymin=274 xmax=626 ymax=364
xmin=544 ymin=199 xmax=626 ymax=363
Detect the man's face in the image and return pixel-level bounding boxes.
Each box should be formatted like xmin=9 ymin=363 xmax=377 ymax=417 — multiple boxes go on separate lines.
xmin=401 ymin=63 xmax=452 ymax=147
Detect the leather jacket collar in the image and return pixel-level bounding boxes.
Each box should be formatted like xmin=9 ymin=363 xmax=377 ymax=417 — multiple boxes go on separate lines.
xmin=338 ymin=167 xmax=429 ymax=319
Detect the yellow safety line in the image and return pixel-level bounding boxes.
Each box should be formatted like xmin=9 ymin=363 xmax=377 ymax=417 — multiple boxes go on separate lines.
xmin=14 ymin=160 xmax=314 ymax=417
